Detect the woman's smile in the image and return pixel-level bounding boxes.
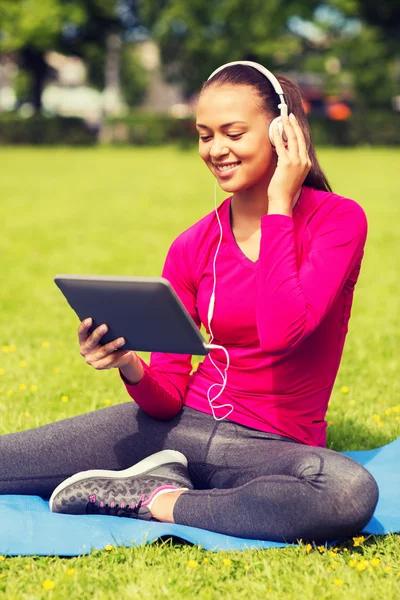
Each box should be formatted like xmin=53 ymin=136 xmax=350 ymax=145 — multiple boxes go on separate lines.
xmin=212 ymin=160 xmax=242 ymax=177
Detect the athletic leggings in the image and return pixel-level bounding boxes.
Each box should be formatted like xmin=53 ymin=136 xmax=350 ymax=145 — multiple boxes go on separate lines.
xmin=0 ymin=402 xmax=379 ymax=543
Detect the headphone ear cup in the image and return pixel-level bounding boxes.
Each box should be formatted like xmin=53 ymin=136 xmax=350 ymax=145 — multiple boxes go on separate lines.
xmin=269 ymin=117 xmax=287 ymax=146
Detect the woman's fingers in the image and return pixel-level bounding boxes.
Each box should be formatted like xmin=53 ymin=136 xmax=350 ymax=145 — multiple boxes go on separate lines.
xmin=88 ymin=349 xmax=133 ymax=371
xmin=79 ymin=322 xmax=109 ymax=357
xmin=288 ymin=114 xmax=311 ymax=167
xmin=273 ymin=120 xmax=287 ymax=155
xmin=78 ymin=317 xmax=92 ymax=346
xmin=86 ymin=336 xmax=126 ymax=363
xmin=281 ymin=114 xmax=298 ymax=156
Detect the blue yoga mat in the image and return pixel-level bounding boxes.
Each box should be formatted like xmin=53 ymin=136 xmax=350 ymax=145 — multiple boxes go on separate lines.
xmin=0 ymin=437 xmax=399 ymax=555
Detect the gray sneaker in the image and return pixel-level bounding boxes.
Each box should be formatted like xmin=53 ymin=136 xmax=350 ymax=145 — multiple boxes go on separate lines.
xmin=49 ymin=449 xmax=193 ymax=520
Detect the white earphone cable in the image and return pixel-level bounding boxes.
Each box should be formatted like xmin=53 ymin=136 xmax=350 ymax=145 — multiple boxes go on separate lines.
xmin=204 ymin=180 xmax=233 ymax=421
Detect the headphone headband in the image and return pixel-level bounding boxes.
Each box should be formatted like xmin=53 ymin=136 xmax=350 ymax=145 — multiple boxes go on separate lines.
xmin=207 ymin=60 xmax=288 ymax=117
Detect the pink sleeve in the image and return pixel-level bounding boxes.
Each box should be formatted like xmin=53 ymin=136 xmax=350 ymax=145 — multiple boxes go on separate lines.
xmin=120 ymin=235 xmax=201 ymax=419
xmin=256 ymin=200 xmax=368 ymax=355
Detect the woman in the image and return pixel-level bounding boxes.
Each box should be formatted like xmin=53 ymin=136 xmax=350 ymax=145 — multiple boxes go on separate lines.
xmin=0 ymin=62 xmax=379 ymax=543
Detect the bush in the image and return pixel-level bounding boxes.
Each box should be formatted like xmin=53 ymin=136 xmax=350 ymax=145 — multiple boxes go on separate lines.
xmin=101 ymin=112 xmax=197 ymax=147
xmin=308 ymin=110 xmax=400 ymax=146
xmin=0 ymin=113 xmax=97 ymax=145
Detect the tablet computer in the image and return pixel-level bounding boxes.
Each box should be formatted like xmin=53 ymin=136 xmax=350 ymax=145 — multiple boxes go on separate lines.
xmin=54 ymin=274 xmax=210 ymax=356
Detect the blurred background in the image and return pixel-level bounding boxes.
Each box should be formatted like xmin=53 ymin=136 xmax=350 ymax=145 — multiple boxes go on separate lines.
xmin=0 ymin=0 xmax=399 ymax=147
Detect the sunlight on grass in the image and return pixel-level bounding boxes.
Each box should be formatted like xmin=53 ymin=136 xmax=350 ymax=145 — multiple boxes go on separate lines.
xmin=0 ymin=145 xmax=399 ymax=599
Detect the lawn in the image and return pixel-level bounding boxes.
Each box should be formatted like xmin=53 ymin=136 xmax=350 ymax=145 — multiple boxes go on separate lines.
xmin=0 ymin=145 xmax=399 ymax=599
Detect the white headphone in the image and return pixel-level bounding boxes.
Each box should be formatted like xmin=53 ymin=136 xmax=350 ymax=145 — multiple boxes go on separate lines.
xmin=203 ymin=61 xmax=289 ymax=421
xmin=207 ymin=60 xmax=289 ymax=145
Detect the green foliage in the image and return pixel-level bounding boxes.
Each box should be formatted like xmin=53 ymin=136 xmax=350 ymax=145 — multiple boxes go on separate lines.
xmin=136 ymin=1 xmax=398 ymax=110
xmin=103 ymin=111 xmax=197 ymax=145
xmin=308 ymin=111 xmax=400 ymax=146
xmin=0 ymin=113 xmax=97 ymax=144
xmin=0 ymin=0 xmax=86 ymax=52
xmin=137 ymin=0 xmax=319 ymax=98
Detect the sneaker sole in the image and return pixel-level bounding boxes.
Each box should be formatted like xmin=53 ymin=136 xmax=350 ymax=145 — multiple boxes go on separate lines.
xmin=49 ymin=449 xmax=188 ymax=512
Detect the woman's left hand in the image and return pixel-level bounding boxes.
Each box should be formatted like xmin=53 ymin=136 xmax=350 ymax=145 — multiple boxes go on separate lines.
xmin=267 ymin=113 xmax=312 ymax=214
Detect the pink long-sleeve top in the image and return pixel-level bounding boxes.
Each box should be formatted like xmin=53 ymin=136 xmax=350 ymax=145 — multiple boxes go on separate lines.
xmin=121 ymin=186 xmax=368 ymax=447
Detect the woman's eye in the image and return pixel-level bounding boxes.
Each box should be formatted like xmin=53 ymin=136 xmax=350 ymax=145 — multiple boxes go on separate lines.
xmin=200 ymin=134 xmax=242 ymax=142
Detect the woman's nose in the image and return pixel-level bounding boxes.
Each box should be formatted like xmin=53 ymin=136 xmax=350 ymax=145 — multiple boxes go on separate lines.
xmin=210 ymin=139 xmax=229 ymax=159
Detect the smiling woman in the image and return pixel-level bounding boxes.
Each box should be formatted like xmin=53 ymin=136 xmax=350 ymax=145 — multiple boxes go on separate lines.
xmin=0 ymin=62 xmax=380 ymax=546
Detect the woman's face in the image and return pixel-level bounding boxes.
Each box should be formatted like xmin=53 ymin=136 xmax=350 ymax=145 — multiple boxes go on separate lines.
xmin=196 ymin=84 xmax=276 ymax=193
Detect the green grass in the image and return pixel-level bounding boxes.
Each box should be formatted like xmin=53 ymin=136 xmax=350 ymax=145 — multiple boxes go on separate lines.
xmin=0 ymin=145 xmax=399 ymax=599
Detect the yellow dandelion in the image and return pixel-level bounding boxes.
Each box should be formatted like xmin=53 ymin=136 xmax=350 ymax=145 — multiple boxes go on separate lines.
xmin=104 ymin=399 xmax=112 ymax=406
xmin=332 ymin=561 xmax=339 ymax=569
xmin=370 ymin=558 xmax=380 ymax=567
xmin=223 ymin=558 xmax=232 ymax=567
xmin=8 ymin=345 xmax=16 ymax=352
xmin=61 ymin=395 xmax=68 ymax=403
xmin=19 ymin=361 xmax=26 ymax=368
xmin=30 ymin=385 xmax=38 ymax=392
xmin=0 ymin=369 xmax=4 ymax=375
xmin=66 ymin=568 xmax=75 ymax=575
xmin=305 ymin=543 xmax=312 ymax=553
xmin=42 ymin=341 xmax=50 ymax=349
xmin=2 ymin=346 xmax=9 ymax=353
xmin=317 ymin=545 xmax=326 ymax=553
xmin=24 ymin=412 xmax=30 ymax=418
xmin=0 ymin=574 xmax=5 ymax=579
xmin=349 ymin=559 xmax=357 ymax=568
xmin=397 ymin=571 xmax=400 ymax=577
xmin=187 ymin=560 xmax=198 ymax=568
xmin=385 ymin=409 xmax=392 ymax=415
xmin=329 ymin=551 xmax=336 ymax=557
xmin=0 ymin=555 xmax=5 ymax=560
xmin=203 ymin=558 xmax=209 ymax=563
xmin=327 ymin=567 xmax=332 ymax=572
xmin=353 ymin=536 xmax=365 ymax=546
xmin=42 ymin=579 xmax=56 ymax=590
xmin=344 ymin=548 xmax=348 ymax=552
xmin=378 ymin=421 xmax=384 ymax=427
xmin=333 ymin=579 xmax=344 ymax=586
xmin=6 ymin=390 xmax=14 ymax=396
xmin=356 ymin=560 xmax=368 ymax=572
xmin=372 ymin=414 xmax=380 ymax=422
xmin=25 ymin=564 xmax=31 ymax=570
xmin=104 ymin=545 xmax=113 ymax=551
xmin=384 ymin=566 xmax=392 ymax=573
xmin=267 ymin=589 xmax=273 ymax=595
xmin=244 ymin=564 xmax=250 ymax=570
xmin=341 ymin=386 xmax=350 ymax=394
xmin=393 ymin=406 xmax=399 ymax=413
xmin=19 ymin=384 xmax=27 ymax=391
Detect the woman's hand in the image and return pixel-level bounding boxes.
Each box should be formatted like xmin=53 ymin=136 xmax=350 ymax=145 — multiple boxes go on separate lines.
xmin=78 ymin=318 xmax=144 ymax=385
xmin=267 ymin=113 xmax=312 ymax=214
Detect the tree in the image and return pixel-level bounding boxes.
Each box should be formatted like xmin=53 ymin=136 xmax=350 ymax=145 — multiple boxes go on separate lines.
xmin=136 ymin=0 xmax=321 ymax=99
xmin=0 ymin=0 xmax=147 ymax=110
xmin=136 ymin=0 xmax=398 ymax=109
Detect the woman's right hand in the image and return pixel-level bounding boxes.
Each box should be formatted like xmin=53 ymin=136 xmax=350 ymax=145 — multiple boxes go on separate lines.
xmin=78 ymin=318 xmax=144 ymax=385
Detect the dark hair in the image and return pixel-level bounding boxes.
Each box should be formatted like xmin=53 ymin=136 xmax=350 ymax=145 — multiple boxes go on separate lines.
xmin=201 ymin=64 xmax=332 ymax=193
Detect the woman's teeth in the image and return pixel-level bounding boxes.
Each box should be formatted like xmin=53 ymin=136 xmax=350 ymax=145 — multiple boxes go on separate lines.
xmin=216 ymin=162 xmax=240 ymax=171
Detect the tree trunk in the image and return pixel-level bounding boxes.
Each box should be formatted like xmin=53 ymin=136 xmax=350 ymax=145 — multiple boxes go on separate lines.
xmin=20 ymin=47 xmax=48 ymax=112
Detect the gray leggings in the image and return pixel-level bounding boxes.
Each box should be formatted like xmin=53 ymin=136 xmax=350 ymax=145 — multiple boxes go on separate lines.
xmin=0 ymin=402 xmax=379 ymax=543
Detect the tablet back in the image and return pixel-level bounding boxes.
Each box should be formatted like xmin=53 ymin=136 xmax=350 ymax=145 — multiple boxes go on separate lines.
xmin=54 ymin=275 xmax=210 ymax=356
